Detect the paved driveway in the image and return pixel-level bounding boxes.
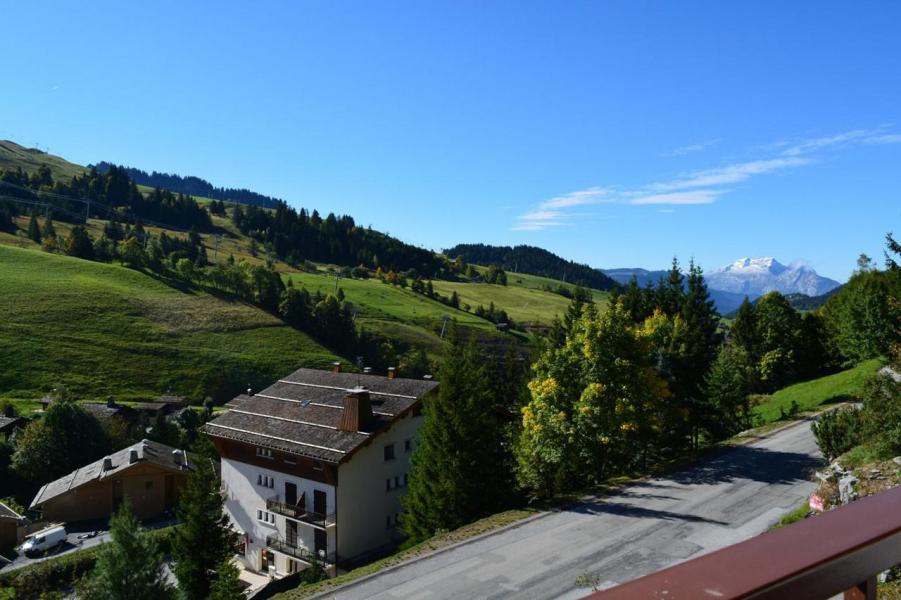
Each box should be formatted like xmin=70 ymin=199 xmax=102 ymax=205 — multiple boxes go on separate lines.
xmin=325 ymin=420 xmax=823 ymax=600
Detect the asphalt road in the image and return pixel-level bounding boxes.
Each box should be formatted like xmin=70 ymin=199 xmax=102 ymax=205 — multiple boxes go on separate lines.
xmin=0 ymin=515 xmax=176 ymax=573
xmin=324 ymin=420 xmax=823 ymax=600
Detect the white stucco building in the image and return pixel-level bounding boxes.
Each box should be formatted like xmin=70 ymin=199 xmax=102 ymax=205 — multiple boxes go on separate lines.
xmin=204 ymin=365 xmax=437 ymax=577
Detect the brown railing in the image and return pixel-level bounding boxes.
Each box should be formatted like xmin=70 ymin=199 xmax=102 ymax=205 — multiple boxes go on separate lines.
xmin=586 ymin=485 xmax=901 ymax=599
xmin=266 ymin=534 xmax=336 ymax=566
xmin=266 ymin=496 xmax=336 ymax=527
xmin=267 ymin=496 xmax=305 ymax=520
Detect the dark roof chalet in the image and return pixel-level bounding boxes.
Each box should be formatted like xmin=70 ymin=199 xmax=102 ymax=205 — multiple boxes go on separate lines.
xmin=204 ymin=368 xmax=438 ymax=464
xmin=30 ymin=439 xmax=191 ymax=509
xmin=0 ymin=415 xmax=25 ymax=433
xmin=0 ymin=501 xmax=23 ymax=522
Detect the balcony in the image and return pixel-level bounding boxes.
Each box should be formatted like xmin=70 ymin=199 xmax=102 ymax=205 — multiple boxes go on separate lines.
xmin=585 ymin=485 xmax=901 ymax=599
xmin=266 ymin=534 xmax=336 ymax=566
xmin=267 ymin=496 xmax=336 ymax=528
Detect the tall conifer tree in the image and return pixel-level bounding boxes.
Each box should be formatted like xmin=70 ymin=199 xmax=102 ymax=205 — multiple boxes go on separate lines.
xmin=402 ymin=324 xmax=510 ymax=542
xmin=172 ymin=450 xmax=234 ymax=600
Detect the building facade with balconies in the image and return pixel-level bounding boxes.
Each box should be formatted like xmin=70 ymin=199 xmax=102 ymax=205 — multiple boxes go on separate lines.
xmin=204 ymin=365 xmax=437 ymax=577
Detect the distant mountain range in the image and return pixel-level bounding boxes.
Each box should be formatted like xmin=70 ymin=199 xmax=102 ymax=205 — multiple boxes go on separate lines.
xmin=706 ymin=257 xmax=840 ymax=298
xmin=601 ymin=258 xmax=842 ymax=315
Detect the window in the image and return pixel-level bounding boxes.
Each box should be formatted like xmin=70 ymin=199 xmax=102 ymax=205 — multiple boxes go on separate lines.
xmin=256 ymin=447 xmax=273 ymax=459
xmin=257 ymin=510 xmax=276 ymax=525
xmin=404 ymin=439 xmax=412 ymax=453
xmin=288 ymin=559 xmax=299 ymax=574
xmin=394 ymin=476 xmax=400 ymax=488
xmin=383 ymin=443 xmax=395 ymax=461
xmin=257 ymin=475 xmax=275 ymax=489
xmin=386 ymin=515 xmax=392 ymax=529
xmin=403 ymin=473 xmax=409 ymax=486
xmin=386 ymin=478 xmax=392 ymax=491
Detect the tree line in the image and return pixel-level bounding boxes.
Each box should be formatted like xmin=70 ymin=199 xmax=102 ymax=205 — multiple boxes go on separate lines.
xmin=444 ymin=243 xmax=616 ymax=290
xmin=232 ymin=202 xmax=446 ymax=275
xmin=0 ymin=165 xmax=213 ymax=230
xmin=94 ymin=161 xmax=282 ymax=209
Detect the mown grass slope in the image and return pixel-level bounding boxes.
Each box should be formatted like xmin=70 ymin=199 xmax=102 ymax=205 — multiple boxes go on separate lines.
xmin=752 ymin=358 xmax=884 ymax=424
xmin=0 ymin=245 xmax=340 ymax=404
xmin=432 ymin=270 xmax=610 ymax=327
xmin=0 ymin=140 xmax=86 ymax=181
xmin=284 ymin=271 xmax=517 ymax=356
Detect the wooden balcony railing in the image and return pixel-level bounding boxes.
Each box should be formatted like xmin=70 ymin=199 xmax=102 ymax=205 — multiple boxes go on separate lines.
xmin=266 ymin=496 xmax=336 ymax=527
xmin=585 ymin=485 xmax=901 ymax=600
xmin=266 ymin=534 xmax=336 ymax=566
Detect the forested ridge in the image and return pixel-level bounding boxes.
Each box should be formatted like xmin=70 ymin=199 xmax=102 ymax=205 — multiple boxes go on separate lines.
xmin=444 ymin=243 xmax=616 ymax=291
xmin=93 ymin=161 xmax=282 ymax=209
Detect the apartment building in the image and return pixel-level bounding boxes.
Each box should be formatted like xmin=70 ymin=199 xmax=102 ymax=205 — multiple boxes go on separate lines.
xmin=204 ymin=365 xmax=437 ymax=577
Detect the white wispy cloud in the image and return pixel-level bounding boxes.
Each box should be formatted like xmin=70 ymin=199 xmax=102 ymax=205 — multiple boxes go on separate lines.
xmin=511 ymin=126 xmax=901 ymax=232
xmin=629 ymin=190 xmax=723 ymax=205
xmin=664 ymin=139 xmax=719 ymax=157
xmin=652 ymin=157 xmax=810 ymax=191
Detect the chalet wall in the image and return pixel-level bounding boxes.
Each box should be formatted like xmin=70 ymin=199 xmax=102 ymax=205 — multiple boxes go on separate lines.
xmin=211 ymin=438 xmax=337 ymax=485
xmin=336 ymin=410 xmax=422 ymax=561
xmin=0 ymin=521 xmax=17 ymax=550
xmin=40 ymin=464 xmax=185 ymax=523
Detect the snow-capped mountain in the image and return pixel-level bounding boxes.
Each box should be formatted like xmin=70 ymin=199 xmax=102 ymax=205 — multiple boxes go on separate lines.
xmin=706 ymin=257 xmax=840 ymax=298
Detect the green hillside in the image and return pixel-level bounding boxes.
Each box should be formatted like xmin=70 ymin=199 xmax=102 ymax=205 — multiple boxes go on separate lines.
xmin=0 ymin=245 xmax=341 ymax=405
xmin=752 ymin=358 xmax=884 ymax=424
xmin=433 ymin=269 xmax=609 ymax=327
xmin=0 ymin=140 xmax=86 ymax=181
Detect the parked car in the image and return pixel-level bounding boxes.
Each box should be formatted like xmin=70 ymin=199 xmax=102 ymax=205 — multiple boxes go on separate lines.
xmin=21 ymin=525 xmax=66 ymax=556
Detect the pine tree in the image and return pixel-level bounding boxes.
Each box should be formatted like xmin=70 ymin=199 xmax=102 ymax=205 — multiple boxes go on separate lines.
xmin=41 ymin=214 xmax=56 ymax=239
xmin=208 ymin=560 xmax=245 ymax=600
xmin=402 ymin=325 xmax=505 ymax=542
xmin=172 ymin=450 xmax=235 ymax=600
xmin=27 ymin=213 xmax=41 ymax=244
xmin=77 ymin=500 xmax=174 ymax=600
xmin=730 ymin=298 xmax=758 ymax=361
xmin=704 ymin=345 xmax=752 ymax=440
xmin=676 ymin=261 xmax=721 ymax=448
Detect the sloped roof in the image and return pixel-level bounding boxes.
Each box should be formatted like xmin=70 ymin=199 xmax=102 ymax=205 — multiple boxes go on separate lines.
xmin=0 ymin=415 xmax=24 ymax=431
xmin=0 ymin=501 xmax=23 ymax=522
xmin=204 ymin=368 xmax=438 ymax=464
xmin=30 ymin=439 xmax=190 ymax=509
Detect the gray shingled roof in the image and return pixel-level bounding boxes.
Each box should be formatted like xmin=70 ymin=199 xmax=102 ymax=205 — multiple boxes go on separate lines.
xmin=0 ymin=501 xmax=23 ymax=521
xmin=0 ymin=415 xmax=24 ymax=431
xmin=30 ymin=439 xmax=191 ymax=509
xmin=204 ymin=368 xmax=438 ymax=464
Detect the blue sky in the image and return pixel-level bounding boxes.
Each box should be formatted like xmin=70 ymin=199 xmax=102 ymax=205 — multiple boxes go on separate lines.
xmin=2 ymin=1 xmax=900 ymax=280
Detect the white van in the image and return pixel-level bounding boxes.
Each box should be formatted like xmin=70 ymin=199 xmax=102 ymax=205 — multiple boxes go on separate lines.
xmin=21 ymin=525 xmax=66 ymax=556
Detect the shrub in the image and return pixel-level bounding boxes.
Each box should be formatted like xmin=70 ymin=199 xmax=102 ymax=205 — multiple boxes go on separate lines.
xmin=811 ymin=407 xmax=862 ymax=461
xmin=860 ymin=373 xmax=901 ymax=458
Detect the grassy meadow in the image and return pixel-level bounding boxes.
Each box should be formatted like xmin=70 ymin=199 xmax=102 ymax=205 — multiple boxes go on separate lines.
xmin=752 ymin=358 xmax=884 ymax=424
xmin=0 ymin=244 xmax=340 ymax=406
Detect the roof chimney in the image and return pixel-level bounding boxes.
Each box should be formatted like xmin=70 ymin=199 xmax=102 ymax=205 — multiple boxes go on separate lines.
xmin=423 ymin=374 xmax=433 ymax=380
xmin=172 ymin=449 xmax=183 ymax=466
xmin=333 ymin=361 xmax=342 ymax=373
xmin=338 ymin=388 xmax=373 ymax=432
xmin=363 ymin=367 xmax=372 ymax=374
xmin=102 ymin=456 xmax=113 ymax=471
xmin=129 ymin=448 xmax=139 ymax=464
xmin=387 ymin=367 xmax=396 ymax=380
